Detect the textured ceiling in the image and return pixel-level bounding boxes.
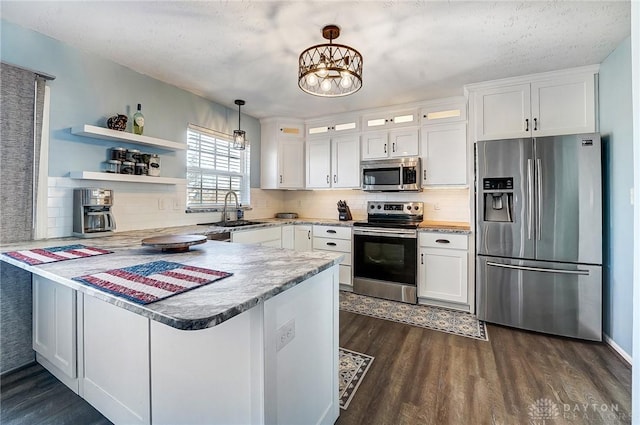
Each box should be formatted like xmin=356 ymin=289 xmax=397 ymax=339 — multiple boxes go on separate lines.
xmin=1 ymin=1 xmax=631 ymax=119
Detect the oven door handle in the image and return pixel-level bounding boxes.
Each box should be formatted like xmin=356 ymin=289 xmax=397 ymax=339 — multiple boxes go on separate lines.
xmin=354 ymin=228 xmax=417 ymax=238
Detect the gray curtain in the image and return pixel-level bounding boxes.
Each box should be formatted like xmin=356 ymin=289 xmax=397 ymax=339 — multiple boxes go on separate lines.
xmin=0 ymin=62 xmax=45 ymax=243
xmin=0 ymin=63 xmax=47 ymax=374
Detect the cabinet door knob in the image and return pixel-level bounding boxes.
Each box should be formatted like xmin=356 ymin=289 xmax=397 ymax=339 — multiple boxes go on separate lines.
xmin=533 ymin=118 xmax=538 ymax=131
xmin=435 ymin=239 xmax=450 ymax=244
xmin=525 ymin=119 xmax=529 ymax=132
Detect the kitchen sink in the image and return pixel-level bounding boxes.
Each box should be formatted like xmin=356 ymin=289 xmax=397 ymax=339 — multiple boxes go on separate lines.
xmin=198 ymin=220 xmax=266 ymax=228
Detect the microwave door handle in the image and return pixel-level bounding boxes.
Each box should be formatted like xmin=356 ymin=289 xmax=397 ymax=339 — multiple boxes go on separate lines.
xmin=107 ymin=212 xmax=115 ymax=230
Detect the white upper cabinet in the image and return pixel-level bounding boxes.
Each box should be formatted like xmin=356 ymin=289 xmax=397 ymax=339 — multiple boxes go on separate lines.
xmin=306 ymin=139 xmax=332 ymax=188
xmin=260 ymin=119 xmax=305 ymax=189
xmin=331 ymin=136 xmax=360 ymax=188
xmin=305 ymin=117 xmax=359 ymax=138
xmin=420 ymin=98 xmax=467 ymax=125
xmin=306 ymin=136 xmax=360 ymax=189
xmin=361 ymin=129 xmax=419 ymax=160
xmin=468 ymin=66 xmax=598 ymax=141
xmin=361 ymin=109 xmax=418 ymax=130
xmin=420 ymin=122 xmax=467 ymax=186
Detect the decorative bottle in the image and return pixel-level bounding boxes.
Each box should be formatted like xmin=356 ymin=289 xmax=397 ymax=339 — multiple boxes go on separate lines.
xmin=133 ymin=103 xmax=144 ymax=135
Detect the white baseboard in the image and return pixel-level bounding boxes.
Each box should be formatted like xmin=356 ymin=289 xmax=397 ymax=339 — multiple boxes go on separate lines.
xmin=603 ymin=333 xmax=632 ymax=365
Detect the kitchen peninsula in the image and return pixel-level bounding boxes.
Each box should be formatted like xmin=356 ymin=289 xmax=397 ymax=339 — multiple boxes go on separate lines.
xmin=1 ymin=230 xmax=342 ymax=425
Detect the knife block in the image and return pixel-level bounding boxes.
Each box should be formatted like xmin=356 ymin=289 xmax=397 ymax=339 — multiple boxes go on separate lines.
xmin=338 ymin=206 xmax=353 ymax=221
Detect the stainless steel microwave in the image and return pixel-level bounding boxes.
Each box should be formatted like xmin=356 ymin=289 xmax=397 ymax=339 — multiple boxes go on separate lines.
xmin=361 ymin=157 xmax=422 ymax=192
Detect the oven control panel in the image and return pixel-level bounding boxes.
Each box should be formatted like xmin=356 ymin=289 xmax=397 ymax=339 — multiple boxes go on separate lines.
xmin=367 ymin=201 xmax=423 ymax=216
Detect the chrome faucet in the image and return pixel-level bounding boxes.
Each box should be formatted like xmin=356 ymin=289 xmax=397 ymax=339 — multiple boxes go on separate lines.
xmin=222 ymin=190 xmax=239 ymax=224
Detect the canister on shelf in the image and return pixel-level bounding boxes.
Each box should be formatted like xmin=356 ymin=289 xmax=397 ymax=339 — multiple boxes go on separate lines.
xmin=104 ymin=159 xmax=121 ymax=173
xmin=110 ymin=147 xmax=127 ymax=162
xmin=126 ymin=149 xmax=141 ymax=163
xmin=121 ymin=161 xmax=135 ymax=174
xmin=148 ymin=154 xmax=160 ymax=176
xmin=135 ymin=162 xmax=147 ymax=175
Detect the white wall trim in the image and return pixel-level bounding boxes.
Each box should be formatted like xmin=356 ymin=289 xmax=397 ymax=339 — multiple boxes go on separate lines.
xmin=603 ymin=333 xmax=632 ymax=366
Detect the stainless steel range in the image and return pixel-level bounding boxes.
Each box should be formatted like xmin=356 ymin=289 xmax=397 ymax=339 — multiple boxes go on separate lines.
xmin=353 ymin=201 xmax=423 ymax=304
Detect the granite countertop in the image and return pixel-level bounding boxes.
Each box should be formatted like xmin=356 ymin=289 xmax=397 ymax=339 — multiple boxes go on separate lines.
xmin=1 ymin=238 xmax=343 ymax=331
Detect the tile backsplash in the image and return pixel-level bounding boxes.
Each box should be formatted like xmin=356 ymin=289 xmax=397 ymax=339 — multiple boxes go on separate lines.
xmin=45 ymin=177 xmax=468 ymax=239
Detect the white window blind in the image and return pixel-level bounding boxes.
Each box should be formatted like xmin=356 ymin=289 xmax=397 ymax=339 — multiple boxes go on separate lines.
xmin=187 ymin=124 xmax=250 ymax=208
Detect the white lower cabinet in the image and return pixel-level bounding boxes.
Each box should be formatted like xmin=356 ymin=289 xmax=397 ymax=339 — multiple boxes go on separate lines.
xmin=312 ymin=225 xmax=352 ymax=287
xmin=32 ymin=275 xmax=78 ymax=391
xmin=281 ymin=225 xmax=294 ymax=249
xmin=294 ymin=224 xmax=313 ymax=251
xmin=82 ymin=295 xmax=151 ymax=425
xmin=232 ymin=226 xmax=282 ymax=247
xmin=418 ymin=232 xmax=469 ymax=310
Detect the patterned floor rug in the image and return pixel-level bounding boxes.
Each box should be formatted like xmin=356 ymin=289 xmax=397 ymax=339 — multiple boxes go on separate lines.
xmin=340 ymin=291 xmax=488 ymax=341
xmin=339 ymin=347 xmax=374 ymax=409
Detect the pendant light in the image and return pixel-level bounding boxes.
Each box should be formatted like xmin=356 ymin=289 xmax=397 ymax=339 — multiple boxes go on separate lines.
xmin=298 ymin=25 xmax=363 ymax=97
xmin=233 ymin=99 xmax=247 ymax=150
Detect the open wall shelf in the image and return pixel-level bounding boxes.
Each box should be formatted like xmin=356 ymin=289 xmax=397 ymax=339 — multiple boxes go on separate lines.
xmin=69 ymin=171 xmax=185 ymax=185
xmin=71 ymin=125 xmax=186 ymax=151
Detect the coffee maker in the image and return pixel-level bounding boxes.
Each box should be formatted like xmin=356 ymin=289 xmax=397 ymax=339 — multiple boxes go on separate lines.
xmin=72 ymin=188 xmax=116 ymax=237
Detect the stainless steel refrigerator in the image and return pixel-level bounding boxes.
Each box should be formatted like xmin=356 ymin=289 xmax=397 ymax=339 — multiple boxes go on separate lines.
xmin=475 ymin=133 xmax=602 ymax=341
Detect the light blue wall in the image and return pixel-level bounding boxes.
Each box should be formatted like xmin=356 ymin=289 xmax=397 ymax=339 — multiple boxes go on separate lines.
xmin=0 ymin=19 xmax=261 ymax=187
xmin=599 ymin=36 xmax=633 ymax=356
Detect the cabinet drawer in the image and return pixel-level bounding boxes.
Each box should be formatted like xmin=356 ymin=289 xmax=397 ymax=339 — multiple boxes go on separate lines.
xmin=312 ymin=225 xmax=351 ymax=240
xmin=419 ymin=232 xmax=468 ymax=250
xmin=313 ymin=237 xmax=351 ymax=254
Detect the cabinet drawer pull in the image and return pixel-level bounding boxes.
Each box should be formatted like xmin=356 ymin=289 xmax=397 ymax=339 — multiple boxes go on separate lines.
xmin=533 ymin=118 xmax=538 ymax=131
xmin=334 ymin=175 xmax=337 ymax=183
xmin=308 ymin=230 xmax=311 ymax=240
xmin=435 ymin=239 xmax=450 ymax=244
xmin=423 ymin=170 xmax=426 ymax=180
xmin=384 ymin=143 xmax=387 ymax=153
xmin=392 ymin=142 xmax=396 ymax=152
xmin=326 ymin=242 xmax=337 ymax=246
xmin=279 ymin=175 xmax=283 ymax=184
xmin=421 ymin=253 xmax=424 ymax=265
xmin=326 ymin=229 xmax=337 ymax=234
xmin=525 ymin=118 xmax=529 ymax=132
xmin=326 ymin=175 xmax=330 ymax=184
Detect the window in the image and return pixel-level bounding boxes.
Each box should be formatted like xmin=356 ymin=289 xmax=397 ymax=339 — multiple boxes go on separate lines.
xmin=186 ymin=123 xmax=250 ymax=208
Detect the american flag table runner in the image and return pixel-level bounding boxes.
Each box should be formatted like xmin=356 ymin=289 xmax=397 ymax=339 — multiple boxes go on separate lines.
xmin=2 ymin=244 xmax=113 ymax=265
xmin=72 ymin=260 xmax=233 ymax=305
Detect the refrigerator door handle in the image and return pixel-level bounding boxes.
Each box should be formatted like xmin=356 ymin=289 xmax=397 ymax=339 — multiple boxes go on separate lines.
xmin=486 ymin=261 xmax=590 ymax=276
xmin=527 ymin=159 xmax=534 ymax=240
xmin=536 ymin=158 xmax=542 ymax=241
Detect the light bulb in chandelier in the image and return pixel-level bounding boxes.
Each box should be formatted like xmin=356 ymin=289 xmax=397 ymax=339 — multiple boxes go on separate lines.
xmin=320 ymin=79 xmax=332 ymax=92
xmin=340 ymin=72 xmax=352 ymax=88
xmin=306 ymin=73 xmax=319 ymax=86
xmin=316 ymin=62 xmax=328 ymax=78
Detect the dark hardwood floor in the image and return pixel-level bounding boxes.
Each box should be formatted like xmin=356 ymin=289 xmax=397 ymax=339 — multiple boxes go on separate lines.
xmin=0 ymin=363 xmax=111 ymax=425
xmin=337 ymin=311 xmax=632 ymax=425
xmin=0 ymin=311 xmax=631 ymax=425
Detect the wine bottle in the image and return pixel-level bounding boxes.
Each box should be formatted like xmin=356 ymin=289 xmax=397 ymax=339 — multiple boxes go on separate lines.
xmin=133 ymin=103 xmax=144 ymax=135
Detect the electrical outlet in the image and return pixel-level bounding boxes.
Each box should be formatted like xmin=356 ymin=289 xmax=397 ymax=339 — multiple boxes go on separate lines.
xmin=158 ymin=198 xmax=166 ymax=210
xmin=434 ymin=203 xmax=441 ymax=210
xmin=276 ymin=319 xmax=295 ymax=352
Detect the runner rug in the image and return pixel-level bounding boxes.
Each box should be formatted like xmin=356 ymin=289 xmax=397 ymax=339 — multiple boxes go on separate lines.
xmin=340 ymin=291 xmax=488 ymax=341
xmin=2 ymin=244 xmax=112 ymax=265
xmin=73 ymin=260 xmax=232 ymax=305
xmin=339 ymin=347 xmax=374 ymax=410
